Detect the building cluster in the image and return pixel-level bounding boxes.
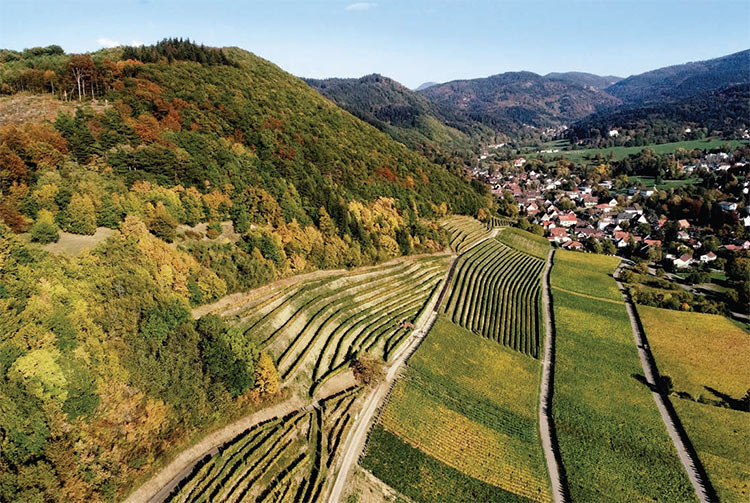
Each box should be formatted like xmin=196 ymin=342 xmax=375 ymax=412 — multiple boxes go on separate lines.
xmin=474 ymin=149 xmax=750 ymax=270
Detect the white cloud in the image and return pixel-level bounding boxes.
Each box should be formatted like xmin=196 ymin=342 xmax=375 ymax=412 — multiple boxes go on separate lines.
xmin=345 ymin=2 xmax=377 ymax=11
xmin=130 ymin=40 xmax=144 ymax=47
xmin=97 ymin=37 xmax=121 ymax=48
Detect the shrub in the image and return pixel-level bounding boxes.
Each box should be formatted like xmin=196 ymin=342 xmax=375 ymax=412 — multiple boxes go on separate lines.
xmin=29 ymin=210 xmax=59 ymax=244
xmin=147 ymin=202 xmax=178 ymax=242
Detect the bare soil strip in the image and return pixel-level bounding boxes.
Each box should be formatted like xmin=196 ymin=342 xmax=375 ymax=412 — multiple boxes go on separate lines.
xmin=539 ymin=250 xmax=568 ymax=503
xmin=614 ymin=263 xmax=716 ymax=503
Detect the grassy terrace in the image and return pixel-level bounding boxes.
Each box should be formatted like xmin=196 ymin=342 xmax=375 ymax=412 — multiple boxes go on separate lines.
xmin=443 ymin=237 xmax=546 ymax=357
xmin=638 ymin=307 xmax=750 ymax=502
xmin=362 ymin=317 xmax=550 ymax=503
xmin=497 ymin=227 xmax=550 ymax=260
xmin=232 ymin=255 xmax=449 ymax=390
xmin=550 ymin=250 xmax=695 ymax=502
xmin=166 ymin=387 xmax=363 ymax=503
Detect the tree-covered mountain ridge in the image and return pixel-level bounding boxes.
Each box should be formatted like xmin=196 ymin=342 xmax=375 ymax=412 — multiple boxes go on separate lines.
xmin=0 ymin=39 xmax=493 ymax=503
xmin=305 ymin=73 xmax=495 ymax=161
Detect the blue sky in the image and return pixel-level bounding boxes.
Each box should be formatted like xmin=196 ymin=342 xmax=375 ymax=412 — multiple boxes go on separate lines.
xmin=2 ymin=0 xmax=749 ymax=88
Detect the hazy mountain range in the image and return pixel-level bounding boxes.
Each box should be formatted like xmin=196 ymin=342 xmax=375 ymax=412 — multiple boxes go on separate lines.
xmin=306 ymin=49 xmax=750 ymax=146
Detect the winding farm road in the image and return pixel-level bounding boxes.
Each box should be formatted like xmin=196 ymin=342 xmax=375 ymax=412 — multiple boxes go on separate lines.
xmin=326 ymin=230 xmax=497 ymax=503
xmin=123 ymin=396 xmax=307 ymax=503
xmin=614 ymin=263 xmax=716 ymax=503
xmin=539 ymin=250 xmax=568 ymax=503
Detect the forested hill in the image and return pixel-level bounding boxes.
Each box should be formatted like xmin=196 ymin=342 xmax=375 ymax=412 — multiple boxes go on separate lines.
xmin=605 ymin=49 xmax=750 ymax=104
xmin=568 ymin=50 xmax=750 ymax=145
xmin=418 ymin=71 xmax=622 ymax=130
xmin=305 ymin=73 xmax=494 ymax=161
xmin=544 ymin=71 xmax=622 ymax=90
xmin=0 ymin=39 xmax=492 ymax=503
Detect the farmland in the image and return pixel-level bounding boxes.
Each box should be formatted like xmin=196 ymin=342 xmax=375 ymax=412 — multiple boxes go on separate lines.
xmin=166 ymin=387 xmax=363 ymax=503
xmin=638 ymin=306 xmax=750 ymax=502
xmin=528 ymin=138 xmax=749 ymax=163
xmin=550 ymin=250 xmax=622 ymax=301
xmin=361 ymin=317 xmax=550 ymax=503
xmin=231 ymin=255 xmax=449 ymax=390
xmin=550 ymin=251 xmax=695 ymax=502
xmin=443 ymin=237 xmax=546 ymax=357
xmin=441 ymin=215 xmax=492 ymax=253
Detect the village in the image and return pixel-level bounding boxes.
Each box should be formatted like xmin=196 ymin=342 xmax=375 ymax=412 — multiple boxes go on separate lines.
xmin=471 ymin=145 xmax=750 ymax=317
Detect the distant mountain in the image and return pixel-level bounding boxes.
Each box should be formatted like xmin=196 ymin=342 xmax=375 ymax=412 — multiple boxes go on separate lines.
xmin=545 ymin=71 xmax=622 ymax=90
xmin=419 ymin=71 xmax=622 ymax=132
xmin=305 ymin=74 xmax=493 ymax=157
xmin=568 ymin=50 xmax=750 ymax=143
xmin=569 ymin=83 xmax=750 ymax=143
xmin=605 ymin=49 xmax=750 ymax=104
xmin=415 ymin=81 xmax=438 ymax=91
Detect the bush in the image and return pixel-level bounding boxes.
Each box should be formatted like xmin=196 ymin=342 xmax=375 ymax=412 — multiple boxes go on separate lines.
xmin=29 ymin=210 xmax=59 ymax=244
xmin=147 ymin=202 xmax=178 ymax=242
xmin=206 ymin=221 xmax=221 ymax=239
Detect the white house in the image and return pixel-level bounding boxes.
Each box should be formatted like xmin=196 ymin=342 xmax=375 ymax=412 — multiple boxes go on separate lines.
xmin=718 ymin=201 xmax=737 ymax=212
xmin=608 ymin=129 xmax=619 ymax=137
xmin=700 ymin=252 xmax=717 ymax=263
xmin=673 ymin=254 xmax=693 ymax=268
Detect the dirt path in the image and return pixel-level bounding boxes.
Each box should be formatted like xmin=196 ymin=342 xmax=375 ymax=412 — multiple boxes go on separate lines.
xmin=539 ymin=250 xmax=568 ymax=503
xmin=614 ymin=263 xmax=716 ymax=503
xmin=123 ymin=395 xmax=306 ymax=503
xmin=327 ymin=233 xmax=493 ymax=503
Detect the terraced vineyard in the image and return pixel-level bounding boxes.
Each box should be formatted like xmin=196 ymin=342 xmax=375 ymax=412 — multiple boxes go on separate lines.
xmin=486 ymin=216 xmax=517 ymax=229
xmin=443 ymin=238 xmax=545 ymax=357
xmin=229 ymin=255 xmax=449 ymax=390
xmin=166 ymin=387 xmax=363 ymax=503
xmin=441 ymin=215 xmax=492 ymax=253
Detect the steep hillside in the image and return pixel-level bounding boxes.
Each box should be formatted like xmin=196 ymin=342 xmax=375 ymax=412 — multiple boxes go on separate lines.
xmin=605 ymin=49 xmax=750 ymax=104
xmin=420 ymin=71 xmax=621 ymax=131
xmin=0 ymin=39 xmax=492 ymax=503
xmin=545 ymin=71 xmax=622 ymax=90
xmin=305 ymin=73 xmax=492 ymax=157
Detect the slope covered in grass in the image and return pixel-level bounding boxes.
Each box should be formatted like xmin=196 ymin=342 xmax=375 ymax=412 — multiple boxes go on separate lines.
xmin=551 ymin=252 xmax=695 ymax=502
xmin=638 ymin=306 xmax=750 ymax=502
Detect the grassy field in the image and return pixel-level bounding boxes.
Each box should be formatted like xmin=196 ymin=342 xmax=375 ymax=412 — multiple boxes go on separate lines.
xmin=551 ymin=253 xmax=695 ymax=502
xmin=638 ymin=306 xmax=750 ymax=502
xmin=497 ymin=228 xmax=550 ymax=260
xmin=362 ymin=317 xmax=550 ymax=502
xmin=627 ymin=176 xmax=703 ymax=190
xmin=550 ymin=250 xmax=622 ymax=301
xmin=638 ymin=306 xmax=750 ymax=399
xmin=672 ymin=401 xmax=750 ymax=503
xmin=530 ymin=138 xmax=749 ymax=163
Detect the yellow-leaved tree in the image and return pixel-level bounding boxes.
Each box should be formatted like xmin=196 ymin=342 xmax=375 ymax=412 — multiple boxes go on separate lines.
xmin=254 ymin=352 xmax=280 ymax=396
